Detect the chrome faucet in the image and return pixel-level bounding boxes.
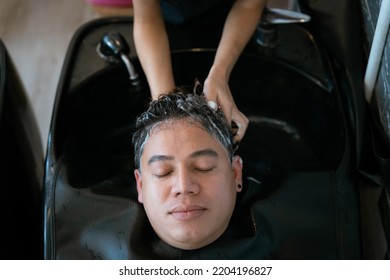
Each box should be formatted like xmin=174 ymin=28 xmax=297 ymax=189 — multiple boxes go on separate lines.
xmin=256 ymin=7 xmax=311 ymax=48
xmin=97 ymin=31 xmax=140 ymax=86
xmin=262 ymin=7 xmax=310 ymax=24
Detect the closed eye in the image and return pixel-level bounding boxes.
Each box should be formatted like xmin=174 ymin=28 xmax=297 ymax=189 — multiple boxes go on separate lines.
xmin=195 ymin=166 xmax=215 ymax=173
xmin=153 ymin=171 xmax=172 ymax=178
xmin=152 ymin=168 xmax=174 ymax=178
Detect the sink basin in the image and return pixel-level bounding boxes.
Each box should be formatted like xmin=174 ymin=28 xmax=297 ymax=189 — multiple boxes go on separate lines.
xmin=43 ymin=18 xmax=362 ymax=259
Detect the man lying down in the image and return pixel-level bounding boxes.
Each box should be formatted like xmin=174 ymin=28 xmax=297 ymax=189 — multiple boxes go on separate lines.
xmin=132 ymin=88 xmax=267 ymax=258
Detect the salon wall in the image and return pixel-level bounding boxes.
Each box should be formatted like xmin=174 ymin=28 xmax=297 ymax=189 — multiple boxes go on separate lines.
xmin=360 ymin=0 xmax=390 ymax=140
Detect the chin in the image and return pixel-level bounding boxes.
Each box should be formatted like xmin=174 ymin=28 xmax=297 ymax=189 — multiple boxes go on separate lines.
xmin=164 ymin=229 xmax=221 ymax=250
xmin=170 ymin=239 xmax=212 ymax=250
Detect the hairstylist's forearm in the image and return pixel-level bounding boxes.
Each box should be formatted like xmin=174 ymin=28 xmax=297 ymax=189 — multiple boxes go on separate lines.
xmin=133 ymin=0 xmax=175 ymax=99
xmin=209 ymin=0 xmax=266 ymax=79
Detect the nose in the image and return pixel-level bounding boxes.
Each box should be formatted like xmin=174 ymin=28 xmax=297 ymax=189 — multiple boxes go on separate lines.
xmin=171 ymin=168 xmax=200 ymax=196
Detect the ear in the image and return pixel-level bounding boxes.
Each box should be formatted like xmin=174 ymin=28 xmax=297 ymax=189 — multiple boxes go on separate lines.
xmin=134 ymin=169 xmax=144 ymax=203
xmin=232 ymin=155 xmax=243 ymax=192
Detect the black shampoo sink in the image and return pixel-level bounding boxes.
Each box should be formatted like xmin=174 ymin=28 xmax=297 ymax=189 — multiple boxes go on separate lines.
xmin=44 ymin=18 xmax=362 ymax=259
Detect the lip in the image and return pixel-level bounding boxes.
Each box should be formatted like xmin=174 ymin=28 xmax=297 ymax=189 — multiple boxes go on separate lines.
xmin=169 ymin=205 xmax=207 ymax=221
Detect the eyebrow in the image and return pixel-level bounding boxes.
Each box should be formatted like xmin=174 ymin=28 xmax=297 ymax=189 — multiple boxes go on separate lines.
xmin=147 ymin=149 xmax=219 ymax=165
xmin=147 ymin=155 xmax=174 ymax=165
xmin=190 ymin=149 xmax=218 ymax=159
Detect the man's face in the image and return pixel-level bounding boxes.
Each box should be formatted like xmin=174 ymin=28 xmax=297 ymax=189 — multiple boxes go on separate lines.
xmin=134 ymin=120 xmax=242 ymax=250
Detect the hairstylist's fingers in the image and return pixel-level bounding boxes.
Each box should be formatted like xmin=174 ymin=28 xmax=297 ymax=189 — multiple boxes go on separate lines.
xmin=231 ymin=109 xmax=249 ymax=142
xmin=202 ymin=86 xmax=248 ymax=141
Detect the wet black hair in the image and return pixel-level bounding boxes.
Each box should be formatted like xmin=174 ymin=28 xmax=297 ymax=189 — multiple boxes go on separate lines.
xmin=132 ymin=89 xmax=234 ymax=169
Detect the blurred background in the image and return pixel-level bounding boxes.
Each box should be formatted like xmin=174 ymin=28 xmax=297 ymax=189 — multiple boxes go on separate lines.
xmin=1 ymin=0 xmax=95 ymax=151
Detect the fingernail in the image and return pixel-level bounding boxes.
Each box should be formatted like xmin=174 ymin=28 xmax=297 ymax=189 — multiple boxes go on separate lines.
xmin=207 ymin=101 xmax=218 ymax=110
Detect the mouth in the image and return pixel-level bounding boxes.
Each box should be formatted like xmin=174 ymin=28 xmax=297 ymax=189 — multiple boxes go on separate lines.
xmin=169 ymin=205 xmax=207 ymax=221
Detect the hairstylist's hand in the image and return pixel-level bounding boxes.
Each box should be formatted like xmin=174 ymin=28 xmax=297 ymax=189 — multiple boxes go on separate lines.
xmin=203 ymin=76 xmax=249 ymax=142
